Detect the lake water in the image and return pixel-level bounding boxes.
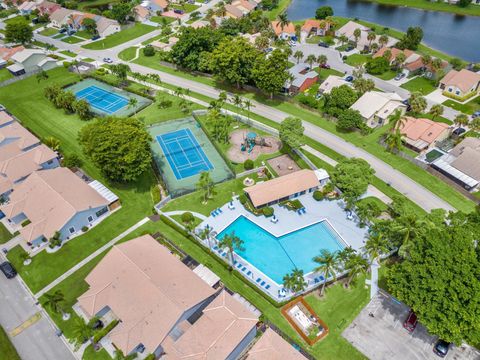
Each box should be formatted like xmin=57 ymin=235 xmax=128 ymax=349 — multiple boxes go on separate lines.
xmin=286 ymin=0 xmax=480 ymax=62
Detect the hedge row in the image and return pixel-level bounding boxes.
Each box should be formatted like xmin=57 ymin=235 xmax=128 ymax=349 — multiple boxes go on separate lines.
xmin=93 ymin=319 xmax=119 ymax=344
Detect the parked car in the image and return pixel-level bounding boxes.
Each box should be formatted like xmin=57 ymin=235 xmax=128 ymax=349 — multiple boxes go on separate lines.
xmin=472 ymin=111 xmax=480 ymax=119
xmin=345 ymin=45 xmax=354 ymax=52
xmin=103 ymin=57 xmax=113 ymax=64
xmin=320 ymin=63 xmax=330 ymax=69
xmin=318 ymin=42 xmax=329 ymax=48
xmin=433 ymin=340 xmax=450 ymax=357
xmin=91 ymin=35 xmax=100 ymax=41
xmin=403 ymin=310 xmax=418 ymax=332
xmin=59 ymin=28 xmax=67 ymax=33
xmin=0 ymin=261 xmax=17 ymax=279
xmin=345 ymin=75 xmax=354 ymax=82
xmin=394 ymin=73 xmax=406 ymax=81
xmin=452 ymin=127 xmax=466 ymax=137
xmin=173 ymin=9 xmax=184 ymax=14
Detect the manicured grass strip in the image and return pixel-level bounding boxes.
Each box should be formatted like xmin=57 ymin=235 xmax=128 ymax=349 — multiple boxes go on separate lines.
xmin=118 ymin=47 xmax=138 ymax=61
xmin=265 ymin=0 xmax=292 ymax=20
xmin=74 ymin=30 xmax=92 ymax=40
xmin=59 ymin=50 xmax=76 ymax=58
xmin=82 ymin=24 xmax=156 ymax=50
xmin=364 ymin=0 xmax=480 ymax=17
xmin=344 ymin=54 xmax=371 ymax=67
xmin=400 ymin=76 xmax=437 ymax=95
xmin=443 ymin=97 xmax=480 ymax=115
xmin=150 ymin=16 xmax=176 ymax=25
xmin=0 ymin=326 xmax=20 ymax=360
xmin=78 ymin=0 xmax=118 ymax=11
xmin=82 ymin=344 xmax=111 ymax=360
xmin=0 ymin=68 xmax=13 ymax=82
xmin=0 ymin=222 xmax=16 ymax=244
xmin=0 ymin=68 xmax=154 ymax=292
xmin=81 ymin=58 xmax=95 ymax=63
xmin=39 ymin=27 xmax=58 ymax=36
xmin=62 ymin=36 xmax=84 ymax=44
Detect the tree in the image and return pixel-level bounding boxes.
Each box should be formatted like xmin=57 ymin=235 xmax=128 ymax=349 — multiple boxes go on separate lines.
xmin=128 ymin=98 xmax=138 ymax=117
xmin=276 ymin=12 xmax=289 ymax=31
xmin=43 ymin=136 xmax=61 ymax=151
xmin=394 ymin=52 xmax=406 ymax=69
xmin=367 ymin=31 xmax=376 ymax=48
xmin=143 ymin=45 xmax=155 ymax=57
xmin=323 ymin=85 xmax=359 ymax=116
xmin=73 ymin=99 xmax=92 ymax=121
xmin=471 ymin=117 xmax=480 ymax=132
xmin=332 ymin=158 xmax=375 ymax=205
xmin=82 ymin=17 xmax=97 ymax=35
xmin=364 ymin=233 xmax=389 ymax=264
xmin=210 ymin=37 xmax=260 ymax=88
xmin=388 ymin=109 xmax=405 ymax=130
xmin=230 ymin=94 xmax=243 ymax=111
xmin=353 ymin=77 xmax=375 ymax=95
xmin=306 ymin=54 xmax=316 ymax=68
xmin=252 ymin=49 xmax=289 ymax=99
xmin=449 ymin=57 xmax=464 ymax=71
xmin=317 ymin=54 xmax=328 ymax=67
xmin=110 ymin=63 xmax=130 ymax=82
xmin=5 ymin=17 xmax=33 ymax=44
xmin=344 ymin=253 xmax=369 ymax=288
xmin=279 ymin=117 xmax=304 ymax=149
xmin=353 ymin=28 xmax=361 ymax=45
xmin=397 ymin=26 xmax=423 ymax=50
xmin=283 ymin=268 xmax=307 ymax=294
xmin=382 ymin=49 xmax=392 ymax=62
xmin=43 ymin=290 xmax=65 ymax=314
xmin=293 ymin=50 xmax=303 ymax=64
xmin=199 ymin=226 xmax=214 ymax=249
xmin=315 ymin=6 xmax=333 ymax=20
xmin=454 ymin=113 xmax=469 ymax=128
xmin=63 ymin=153 xmax=82 ymax=168
xmin=218 ymin=232 xmax=244 ymax=267
xmin=36 ymin=70 xmax=49 ymax=83
xmin=313 ymin=249 xmax=340 ymax=296
xmin=197 ymin=171 xmax=214 ymax=203
xmin=78 ymin=117 xmax=152 ymax=182
xmin=458 ymin=0 xmax=472 ymax=6
xmin=109 ymin=2 xmax=133 ymax=24
xmin=384 ymin=128 xmax=404 ymax=153
xmin=44 ymin=84 xmax=62 ymax=102
xmin=72 ymin=318 xmax=93 ymax=344
xmin=378 ymin=34 xmax=389 ymax=48
xmin=355 ymin=200 xmax=382 ymax=226
xmin=421 ymin=54 xmax=432 ymax=68
xmin=337 ymin=109 xmax=363 ymax=132
xmin=254 ymin=35 xmax=270 ymax=51
xmin=338 ymin=35 xmax=348 ymax=46
xmin=365 ymin=56 xmax=390 ymax=75
xmin=409 ymin=92 xmax=427 ymax=114
xmin=243 ymin=98 xmax=254 ymax=121
xmin=56 ymin=91 xmax=76 ymax=113
xmin=429 ymin=104 xmax=444 ymax=120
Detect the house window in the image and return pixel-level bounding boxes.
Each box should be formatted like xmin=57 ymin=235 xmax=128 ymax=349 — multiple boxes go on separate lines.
xmin=87 ymin=215 xmax=94 ymax=223
xmin=69 ymin=226 xmax=75 ymax=234
xmin=95 ymin=207 xmax=108 ymax=218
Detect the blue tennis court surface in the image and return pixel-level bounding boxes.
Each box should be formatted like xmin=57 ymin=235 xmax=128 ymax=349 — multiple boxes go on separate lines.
xmin=75 ymin=85 xmax=129 ymax=114
xmin=157 ymin=128 xmax=214 ymax=180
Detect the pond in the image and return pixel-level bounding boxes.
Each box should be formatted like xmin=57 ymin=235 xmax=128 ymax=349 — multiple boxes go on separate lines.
xmin=286 ymin=0 xmax=480 ymax=62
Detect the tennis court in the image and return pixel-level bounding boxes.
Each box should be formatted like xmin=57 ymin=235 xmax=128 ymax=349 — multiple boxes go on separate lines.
xmin=66 ymin=78 xmax=151 ymax=117
xmin=149 ymin=117 xmax=234 ymax=197
xmin=157 ymin=128 xmax=214 ymax=180
xmin=75 ymin=85 xmax=129 ymax=114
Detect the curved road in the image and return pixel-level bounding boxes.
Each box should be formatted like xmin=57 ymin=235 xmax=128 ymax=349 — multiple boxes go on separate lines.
xmin=32 ymin=32 xmax=456 ymax=212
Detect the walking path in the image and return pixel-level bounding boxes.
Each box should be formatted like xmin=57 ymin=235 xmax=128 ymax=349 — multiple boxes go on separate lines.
xmin=370 ymin=260 xmax=380 ymax=299
xmin=163 ymin=210 xmax=208 ymax=221
xmin=301 ymin=144 xmax=338 ymax=167
xmin=34 ymin=217 xmax=150 ymax=298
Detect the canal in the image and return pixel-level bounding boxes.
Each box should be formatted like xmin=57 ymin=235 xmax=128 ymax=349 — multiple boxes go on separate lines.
xmin=286 ymin=0 xmax=480 ymax=62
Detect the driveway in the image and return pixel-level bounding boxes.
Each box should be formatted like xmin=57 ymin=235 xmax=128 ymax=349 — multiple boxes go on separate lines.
xmin=426 ymin=89 xmax=450 ymax=104
xmin=343 ymin=292 xmax=480 ymax=360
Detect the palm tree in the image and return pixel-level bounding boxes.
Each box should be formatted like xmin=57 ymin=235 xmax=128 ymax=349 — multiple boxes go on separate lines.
xmin=243 ymin=99 xmax=254 ymax=121
xmin=200 ymin=226 xmax=214 ymax=249
xmin=353 ymin=28 xmax=361 ymax=45
xmin=313 ymin=249 xmax=340 ymax=297
xmin=384 ymin=128 xmax=404 ymax=153
xmin=43 ymin=136 xmax=61 ymax=151
xmin=430 ymin=58 xmax=444 ymax=74
xmin=338 ymin=35 xmax=348 ymax=46
xmin=370 ymin=43 xmax=379 ymax=54
xmin=306 ymin=54 xmax=316 ymax=69
xmin=72 ymin=318 xmax=93 ymax=343
xmin=294 ymin=50 xmax=303 ymax=64
xmin=378 ymin=34 xmax=389 ymax=48
xmin=128 ymin=98 xmax=138 ymax=117
xmin=149 ymin=73 xmax=161 ymax=83
xmin=454 ymin=113 xmax=469 ymax=128
xmin=230 ymin=94 xmax=243 ymax=110
xmin=344 ymin=254 xmax=369 ymax=288
xmin=196 ymin=171 xmax=214 ymax=203
xmin=282 ymin=268 xmax=307 ymax=294
xmin=394 ymin=52 xmax=406 ymax=70
xmin=364 ymin=233 xmax=389 ymax=265
xmin=421 ymin=54 xmax=432 ymax=71
xmin=429 ymin=104 xmax=444 ymax=120
xmin=317 ymin=54 xmax=327 ymax=67
xmin=277 ymin=13 xmax=290 ymax=32
xmin=336 ymin=246 xmax=355 ymax=268
xmin=216 ymin=4 xmax=226 ymax=17
xmin=367 ymin=32 xmax=376 ymax=48
xmin=43 ymin=290 xmax=65 ymax=314
xmin=218 ymin=232 xmax=244 ymax=267
xmin=388 ymin=109 xmax=404 ymax=130
xmin=470 ymin=118 xmax=480 ymax=132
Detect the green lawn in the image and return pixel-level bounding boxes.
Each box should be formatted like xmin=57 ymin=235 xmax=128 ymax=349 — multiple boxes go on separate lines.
xmin=356 ymin=196 xmax=389 ymax=213
xmin=170 ymin=3 xmax=200 ymax=12
xmin=265 ymin=0 xmax=292 ymax=20
xmin=0 ymin=68 xmax=13 ymax=82
xmin=375 ymin=70 xmax=397 ymax=81
xmin=0 ymin=326 xmax=20 ymax=360
xmin=365 ymin=0 xmax=480 ymax=17
xmin=82 ymin=24 xmax=156 ymax=50
xmin=82 ymin=58 xmax=95 ymax=63
xmin=74 ymin=30 xmax=93 ymax=40
xmin=59 ymin=50 xmax=77 ymax=58
xmin=401 ymin=76 xmax=437 ymax=95
xmin=118 ymin=47 xmax=138 ymax=61
xmin=315 ymin=67 xmax=345 ymax=81
xmin=0 ymin=222 xmax=16 ymax=244
xmin=0 ymin=68 xmax=156 ymax=293
xmin=39 ymin=27 xmax=59 ymax=36
xmin=443 ymin=96 xmax=480 ymax=115
xmin=150 ymin=16 xmax=176 ymax=25
xmin=62 ymin=36 xmax=84 ymax=44
xmin=83 ymin=344 xmax=111 ymax=360
xmin=344 ymin=54 xmax=371 ymax=67
xmin=32 ymin=41 xmax=58 ymax=50
xmin=78 ymin=0 xmax=118 ymax=10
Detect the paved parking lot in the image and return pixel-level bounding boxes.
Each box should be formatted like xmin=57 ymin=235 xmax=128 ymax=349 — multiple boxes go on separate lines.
xmin=343 ymin=292 xmax=480 ymax=360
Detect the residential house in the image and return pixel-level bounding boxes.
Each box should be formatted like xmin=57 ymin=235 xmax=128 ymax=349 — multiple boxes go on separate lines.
xmin=17 ymin=1 xmax=36 ymax=14
xmin=75 ymin=235 xmax=259 ymax=359
xmin=6 ymin=49 xmax=57 ymax=76
xmin=300 ymin=19 xmax=331 ymax=42
xmin=336 ymin=21 xmax=396 ymax=51
xmin=0 ymin=46 xmax=25 ymax=68
xmin=225 ymin=0 xmax=258 ymax=18
xmin=247 ymin=328 xmax=308 ymax=359
xmin=271 ymin=21 xmax=296 ymax=40
xmin=148 ymin=0 xmax=169 ymax=14
xmin=244 ymin=169 xmax=326 ymax=208
xmin=399 ymin=116 xmax=451 ymax=152
xmin=190 ymin=20 xmax=209 ymax=29
xmin=150 ymin=36 xmax=178 ymax=51
xmin=318 ymin=75 xmax=352 ymax=95
xmin=284 ymin=63 xmax=318 ymax=95
xmin=95 ymin=17 xmax=120 ymax=37
xmin=0 ymin=118 xmax=58 ymax=198
xmin=49 ymin=7 xmax=76 ymax=28
xmin=350 ymin=91 xmax=406 ymax=128
xmin=432 ymin=137 xmax=480 ymax=191
xmin=134 ymin=5 xmax=151 ymax=22
xmin=36 ymin=0 xmax=62 ymax=16
xmin=242 ymin=32 xmax=262 ymax=45
xmin=439 ymin=69 xmax=480 ymax=99
xmin=0 ymin=167 xmax=114 ymax=248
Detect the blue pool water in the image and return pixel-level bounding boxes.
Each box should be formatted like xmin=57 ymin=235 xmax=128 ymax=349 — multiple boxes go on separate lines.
xmin=217 ymin=216 xmax=344 ymax=284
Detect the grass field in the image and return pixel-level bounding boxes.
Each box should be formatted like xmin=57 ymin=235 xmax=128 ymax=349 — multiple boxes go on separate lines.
xmin=0 ymin=68 xmax=13 ymax=82
xmin=265 ymin=0 xmax=292 ymax=20
xmin=62 ymin=36 xmax=84 ymax=44
xmin=0 ymin=222 xmax=16 ymax=244
xmin=344 ymin=54 xmax=371 ymax=67
xmin=443 ymin=96 xmax=480 ymax=115
xmin=150 ymin=16 xmax=176 ymax=25
xmin=170 ymin=3 xmax=200 ymax=12
xmin=401 ymin=76 xmax=437 ymax=95
xmin=375 ymin=70 xmax=397 ymax=81
xmin=365 ymin=0 xmax=480 ymax=17
xmin=0 ymin=68 xmax=156 ymax=293
xmin=82 ymin=24 xmax=156 ymax=50
xmin=39 ymin=27 xmax=58 ymax=36
xmin=83 ymin=344 xmax=111 ymax=360
xmin=0 ymin=326 xmax=20 ymax=360
xmin=118 ymin=46 xmax=138 ymax=61
xmin=74 ymin=30 xmax=92 ymax=40
xmin=59 ymin=50 xmax=76 ymax=57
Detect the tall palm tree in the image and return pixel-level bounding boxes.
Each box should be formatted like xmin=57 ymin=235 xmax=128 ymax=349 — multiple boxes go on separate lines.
xmin=230 ymin=94 xmax=243 ymax=110
xmin=337 ymin=246 xmax=356 ymax=268
xmin=200 ymin=226 xmax=214 ymax=249
xmin=378 ymin=34 xmax=389 ymax=48
xmin=313 ymin=249 xmax=340 ymax=296
xmin=454 ymin=114 xmax=469 ymax=128
xmin=196 ymin=171 xmax=214 ymax=203
xmin=43 ymin=290 xmax=65 ymax=315
xmin=72 ymin=317 xmax=93 ymax=344
xmin=353 ymin=28 xmax=361 ymax=45
xmin=367 ymin=32 xmax=376 ymax=48
xmin=306 ymin=54 xmax=316 ymax=69
xmin=218 ymin=232 xmax=244 ymax=267
xmin=421 ymin=54 xmax=432 ymax=70
xmin=429 ymin=104 xmax=444 ymax=120
xmin=388 ymin=109 xmax=404 ymax=130
xmin=243 ymin=99 xmax=254 ymax=121
xmin=317 ymin=54 xmax=328 ymax=67
xmin=364 ymin=233 xmax=389 ymax=265
xmin=384 ymin=128 xmax=404 ymax=153
xmin=338 ymin=35 xmax=348 ymax=46
xmin=128 ymin=98 xmax=138 ymax=117
xmin=283 ymin=268 xmax=307 ymax=294
xmin=216 ymin=4 xmax=226 ymax=17
xmin=294 ymin=50 xmax=304 ymax=64
xmin=277 ymin=13 xmax=290 ymax=32
xmin=344 ymin=254 xmax=369 ymax=288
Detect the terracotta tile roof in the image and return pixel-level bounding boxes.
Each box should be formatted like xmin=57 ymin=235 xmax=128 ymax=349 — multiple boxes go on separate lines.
xmin=0 ymin=111 xmax=14 ymax=126
xmin=0 ymin=121 xmax=39 ymax=150
xmin=225 ymin=4 xmax=244 ymax=18
xmin=152 ymin=0 xmax=169 ymax=9
xmin=301 ymin=19 xmax=331 ymax=33
xmin=271 ymin=21 xmax=295 ymax=36
xmin=0 ymin=46 xmax=25 ymax=61
xmin=134 ymin=5 xmax=149 ymax=18
xmin=440 ymin=69 xmax=480 ymax=94
xmin=400 ymin=116 xmax=449 ymax=148
xmin=373 ymin=47 xmax=414 ymax=63
xmin=247 ymin=328 xmax=307 ymax=359
xmin=244 ymin=169 xmax=319 ymax=207
xmin=77 ymin=235 xmax=216 ymax=355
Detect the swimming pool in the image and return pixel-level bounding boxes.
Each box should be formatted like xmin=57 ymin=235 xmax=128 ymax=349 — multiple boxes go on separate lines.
xmin=217 ymin=216 xmax=345 ymax=284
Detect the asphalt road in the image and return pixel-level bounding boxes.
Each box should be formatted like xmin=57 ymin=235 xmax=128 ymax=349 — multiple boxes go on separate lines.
xmin=0 ymin=265 xmax=75 ymax=360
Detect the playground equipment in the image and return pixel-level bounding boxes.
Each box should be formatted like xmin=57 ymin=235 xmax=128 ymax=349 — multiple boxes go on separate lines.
xmin=240 ymin=132 xmax=272 ymax=153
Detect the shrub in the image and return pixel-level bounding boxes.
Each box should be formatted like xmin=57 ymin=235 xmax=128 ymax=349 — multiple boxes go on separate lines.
xmin=62 ymin=61 xmax=71 ymax=68
xmin=158 ymin=99 xmax=173 ymax=108
xmin=143 ymin=45 xmax=155 ymax=57
xmin=262 ymin=206 xmax=274 ymax=217
xmin=81 ymin=226 xmax=88 ymax=232
xmin=313 ymin=190 xmax=324 ymax=201
xmin=239 ymin=194 xmax=247 ymax=205
xmin=93 ymin=320 xmax=119 ymax=343
xmin=297 ymin=93 xmax=319 ymax=109
xmin=63 ymin=153 xmax=83 ymax=168
xmin=243 ymin=159 xmax=254 ymax=170
xmin=181 ymin=211 xmax=194 ymax=224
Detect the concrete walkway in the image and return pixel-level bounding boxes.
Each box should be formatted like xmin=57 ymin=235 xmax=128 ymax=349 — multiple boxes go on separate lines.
xmin=34 ymin=217 xmax=150 ymax=298
xmin=370 ymin=260 xmax=380 ymax=299
xmin=301 ymin=144 xmax=338 ymax=167
xmin=163 ymin=210 xmax=208 ymax=221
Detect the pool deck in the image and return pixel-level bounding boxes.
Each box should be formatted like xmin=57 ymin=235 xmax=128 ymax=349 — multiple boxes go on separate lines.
xmin=195 ymin=193 xmax=369 ymax=301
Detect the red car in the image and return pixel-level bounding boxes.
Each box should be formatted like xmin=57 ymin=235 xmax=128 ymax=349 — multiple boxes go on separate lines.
xmin=403 ymin=310 xmax=418 ymax=332
xmin=320 ymin=63 xmax=331 ymax=69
